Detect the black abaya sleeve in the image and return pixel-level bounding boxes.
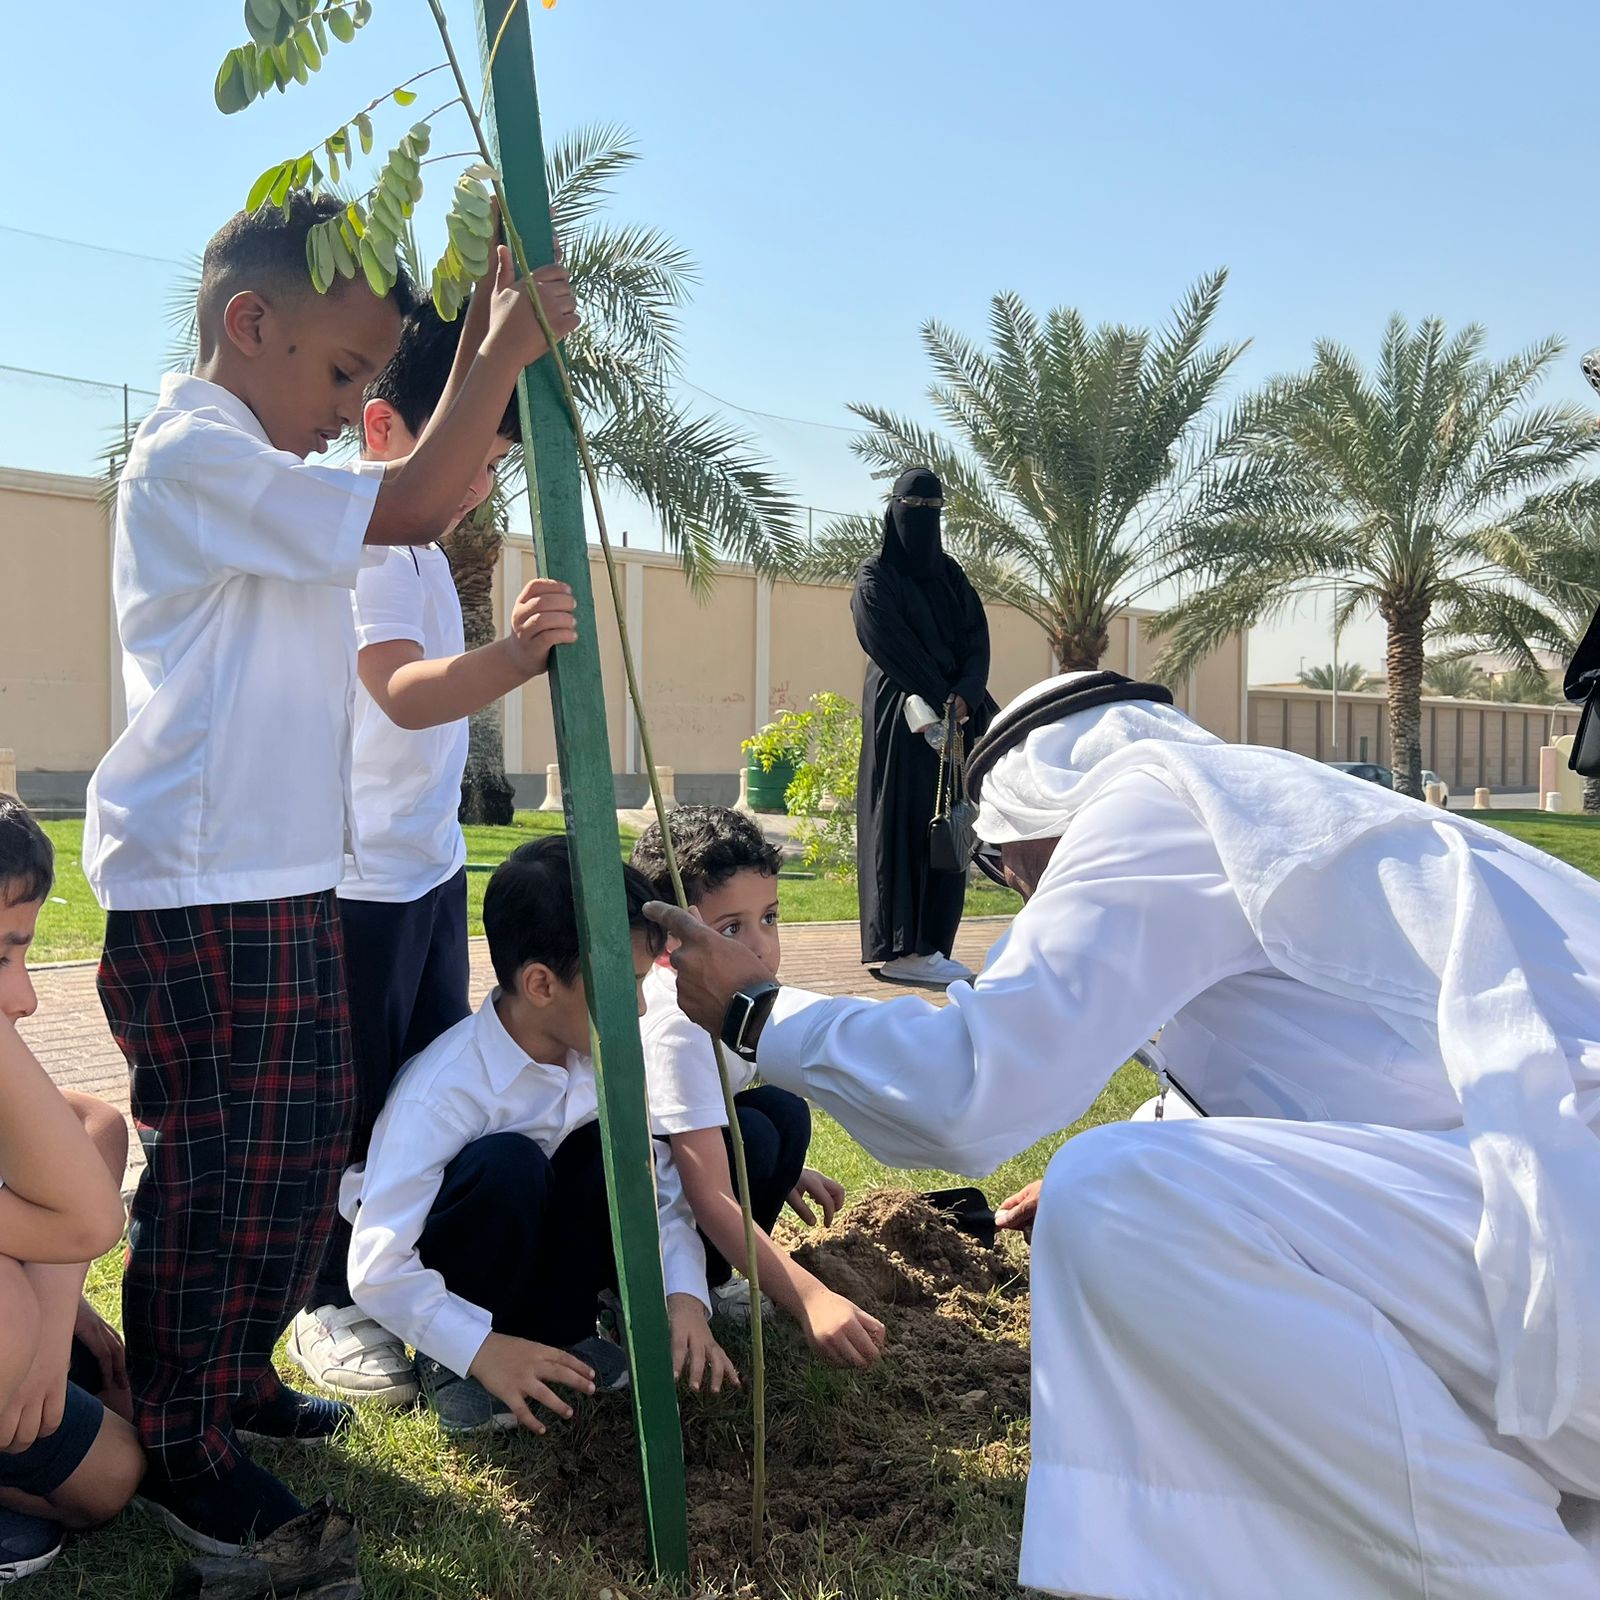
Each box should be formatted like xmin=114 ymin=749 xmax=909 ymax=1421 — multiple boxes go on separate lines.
xmin=949 ymin=574 xmax=992 ymax=713
xmin=851 ymin=566 xmax=955 ymax=706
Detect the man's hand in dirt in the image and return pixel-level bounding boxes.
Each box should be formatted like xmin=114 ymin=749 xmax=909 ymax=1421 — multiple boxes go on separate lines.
xmin=669 ymin=1293 xmax=740 ymax=1393
xmin=644 ymin=902 xmax=773 ymax=1035
xmin=468 ymin=1331 xmax=596 ymax=1433
xmin=787 ymin=1167 xmax=844 ymax=1227
xmin=797 ymin=1284 xmax=887 ymax=1369
xmin=995 ymin=1180 xmax=1043 ymax=1238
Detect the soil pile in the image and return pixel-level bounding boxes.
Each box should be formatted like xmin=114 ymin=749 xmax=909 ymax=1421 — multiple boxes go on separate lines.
xmin=505 ymin=1189 xmax=1033 ymax=1592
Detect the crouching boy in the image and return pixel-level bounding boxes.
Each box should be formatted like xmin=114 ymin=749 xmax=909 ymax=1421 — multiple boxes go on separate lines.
xmin=631 ymin=807 xmax=886 ymax=1368
xmin=343 ymin=836 xmax=736 ymax=1434
xmin=0 ymin=798 xmax=141 ymax=1583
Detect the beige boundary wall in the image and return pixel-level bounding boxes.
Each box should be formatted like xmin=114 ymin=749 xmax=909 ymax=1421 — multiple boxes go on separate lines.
xmin=1 ymin=467 xmax=1250 ymax=805
xmin=1247 ymin=686 xmax=1580 ymax=793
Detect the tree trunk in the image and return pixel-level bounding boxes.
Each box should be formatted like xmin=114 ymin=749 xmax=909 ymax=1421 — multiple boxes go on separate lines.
xmin=1382 ymin=598 xmax=1429 ymax=799
xmin=446 ymin=506 xmax=515 ymax=826
xmin=1584 ymin=775 xmax=1600 ymax=815
xmin=1053 ymin=616 xmax=1112 ymax=675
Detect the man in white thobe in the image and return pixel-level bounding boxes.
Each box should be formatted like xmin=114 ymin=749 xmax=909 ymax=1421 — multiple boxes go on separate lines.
xmin=647 ymin=671 xmax=1600 ymax=1600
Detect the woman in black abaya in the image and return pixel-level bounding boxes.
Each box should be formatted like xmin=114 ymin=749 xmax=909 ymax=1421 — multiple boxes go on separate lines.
xmin=851 ymin=468 xmax=994 ymax=987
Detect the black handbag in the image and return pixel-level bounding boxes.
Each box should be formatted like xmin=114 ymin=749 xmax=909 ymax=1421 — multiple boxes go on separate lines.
xmin=1564 ymin=604 xmax=1600 ymax=778
xmin=928 ymin=702 xmax=978 ymax=875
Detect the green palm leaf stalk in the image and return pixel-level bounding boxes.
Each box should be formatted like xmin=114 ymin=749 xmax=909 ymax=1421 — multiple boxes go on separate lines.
xmin=800 ymin=270 xmax=1283 ymax=673
xmin=1152 ymin=317 xmax=1599 ymax=797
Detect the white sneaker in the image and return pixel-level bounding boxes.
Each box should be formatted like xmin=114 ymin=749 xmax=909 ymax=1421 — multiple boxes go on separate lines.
xmin=710 ymin=1277 xmax=774 ymax=1324
xmin=288 ymin=1305 xmax=419 ymax=1406
xmin=929 ymin=953 xmax=976 ymax=984
xmin=877 ymin=953 xmax=958 ymax=988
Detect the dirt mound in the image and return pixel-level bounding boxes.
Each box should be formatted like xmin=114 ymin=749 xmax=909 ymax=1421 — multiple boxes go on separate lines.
xmin=499 ymin=1189 xmax=1033 ymax=1592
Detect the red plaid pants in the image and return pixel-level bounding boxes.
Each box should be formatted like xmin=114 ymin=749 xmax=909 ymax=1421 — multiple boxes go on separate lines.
xmin=97 ymin=892 xmax=354 ymax=1480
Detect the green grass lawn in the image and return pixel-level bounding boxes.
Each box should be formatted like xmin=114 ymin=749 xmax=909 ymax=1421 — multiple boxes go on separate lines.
xmin=35 ymin=813 xmax=1020 ymax=964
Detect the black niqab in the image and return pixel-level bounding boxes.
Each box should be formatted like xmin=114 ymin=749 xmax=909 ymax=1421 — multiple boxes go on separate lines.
xmin=881 ymin=467 xmax=945 ymax=578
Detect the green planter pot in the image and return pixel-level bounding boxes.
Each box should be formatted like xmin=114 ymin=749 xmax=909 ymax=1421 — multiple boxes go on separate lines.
xmin=747 ymin=756 xmax=797 ymax=814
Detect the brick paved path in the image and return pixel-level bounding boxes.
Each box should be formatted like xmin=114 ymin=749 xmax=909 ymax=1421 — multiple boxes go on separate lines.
xmin=22 ymin=919 xmax=1009 ymax=1193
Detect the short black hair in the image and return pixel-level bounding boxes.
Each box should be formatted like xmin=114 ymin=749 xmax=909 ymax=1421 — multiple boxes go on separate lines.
xmin=483 ymin=833 xmax=663 ymax=990
xmin=199 ymin=193 xmax=416 ymax=335
xmin=0 ymin=797 xmax=53 ymax=908
xmin=366 ymin=301 xmax=520 ymax=441
xmin=630 ymin=805 xmax=781 ymax=906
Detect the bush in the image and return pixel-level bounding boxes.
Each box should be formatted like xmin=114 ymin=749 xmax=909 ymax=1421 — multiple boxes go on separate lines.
xmin=744 ymin=693 xmax=862 ymax=876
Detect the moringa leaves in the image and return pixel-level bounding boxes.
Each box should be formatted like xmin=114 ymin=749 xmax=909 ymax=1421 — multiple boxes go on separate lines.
xmin=432 ymin=173 xmax=499 ymax=321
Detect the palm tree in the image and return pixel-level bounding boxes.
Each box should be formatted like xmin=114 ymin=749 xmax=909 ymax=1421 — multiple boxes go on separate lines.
xmin=1297 ymin=661 xmax=1375 ymax=691
xmin=1153 ymin=317 xmax=1599 ymax=797
xmin=1483 ymin=665 xmax=1559 ymax=706
xmin=1423 ymin=655 xmax=1490 ymax=699
xmin=152 ymin=127 xmax=801 ymax=823
xmin=796 ymin=270 xmax=1286 ymax=670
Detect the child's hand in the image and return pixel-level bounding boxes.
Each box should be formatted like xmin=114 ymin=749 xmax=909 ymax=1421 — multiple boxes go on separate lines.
xmin=468 ymin=1330 xmax=596 ymax=1433
xmin=74 ymin=1297 xmax=128 ymax=1407
xmin=505 ymin=578 xmax=579 ymax=676
xmin=482 ymin=244 xmax=579 ymax=370
xmin=797 ymin=1284 xmax=886 ymax=1370
xmin=668 ymin=1293 xmax=740 ymax=1394
xmin=995 ymin=1179 xmax=1043 ymax=1237
xmin=787 ymin=1168 xmax=844 ymax=1227
xmin=0 ymin=1335 xmax=68 ymax=1453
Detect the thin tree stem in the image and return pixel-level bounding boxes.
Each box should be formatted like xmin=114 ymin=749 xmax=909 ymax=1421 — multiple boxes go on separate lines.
xmin=425 ymin=0 xmax=769 ymax=1558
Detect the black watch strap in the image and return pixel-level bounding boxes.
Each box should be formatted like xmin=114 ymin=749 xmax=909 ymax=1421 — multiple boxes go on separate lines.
xmin=720 ymin=980 xmax=782 ymax=1062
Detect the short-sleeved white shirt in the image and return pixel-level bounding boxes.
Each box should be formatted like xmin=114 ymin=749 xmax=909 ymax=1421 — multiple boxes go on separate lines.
xmin=338 ymin=543 xmax=469 ymax=904
xmin=83 ymin=373 xmax=383 ymax=911
xmin=640 ymin=962 xmax=756 ymax=1136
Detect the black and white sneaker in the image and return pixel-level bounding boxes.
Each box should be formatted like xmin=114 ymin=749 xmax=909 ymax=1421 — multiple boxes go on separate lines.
xmin=235 ymin=1385 xmax=353 ymax=1448
xmin=0 ymin=1509 xmax=62 ymax=1584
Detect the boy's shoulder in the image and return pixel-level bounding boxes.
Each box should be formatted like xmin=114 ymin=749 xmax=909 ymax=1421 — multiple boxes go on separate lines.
xmin=381 ymin=1007 xmax=484 ymax=1108
xmin=123 ymin=375 xmax=269 ymax=479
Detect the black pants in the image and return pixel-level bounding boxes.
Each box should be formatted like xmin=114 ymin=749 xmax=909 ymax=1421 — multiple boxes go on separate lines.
xmin=703 ymin=1085 xmax=812 ymax=1289
xmin=311 ymin=869 xmax=470 ymax=1309
xmin=416 ymin=1121 xmax=615 ymax=1356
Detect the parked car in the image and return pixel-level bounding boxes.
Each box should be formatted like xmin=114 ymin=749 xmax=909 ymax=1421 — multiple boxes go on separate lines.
xmin=1421 ymin=769 xmax=1450 ymax=803
xmin=1328 ymin=760 xmax=1394 ymax=787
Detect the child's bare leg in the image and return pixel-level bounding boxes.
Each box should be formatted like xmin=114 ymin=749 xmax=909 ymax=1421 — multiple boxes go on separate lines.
xmin=62 ymin=1090 xmax=130 ymax=1191
xmin=0 ymin=1408 xmax=142 ymax=1529
xmin=0 ymin=1255 xmax=41 ymax=1413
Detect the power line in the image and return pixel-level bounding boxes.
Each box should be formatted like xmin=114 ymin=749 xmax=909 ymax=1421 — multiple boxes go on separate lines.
xmin=0 ymin=362 xmax=158 ymax=398
xmin=677 ymin=377 xmax=864 ymax=435
xmin=0 ymin=222 xmax=188 ymax=270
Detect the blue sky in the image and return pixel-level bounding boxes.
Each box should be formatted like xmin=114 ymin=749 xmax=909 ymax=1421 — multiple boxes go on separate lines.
xmin=5 ymin=0 xmax=1599 ymax=681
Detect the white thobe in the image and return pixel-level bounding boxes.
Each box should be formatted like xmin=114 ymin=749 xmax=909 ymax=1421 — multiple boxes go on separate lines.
xmin=755 ymin=769 xmax=1600 ymax=1599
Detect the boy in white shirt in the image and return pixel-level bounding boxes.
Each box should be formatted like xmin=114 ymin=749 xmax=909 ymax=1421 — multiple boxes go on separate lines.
xmin=289 ymin=305 xmax=578 ymax=1405
xmin=84 ymin=195 xmax=577 ymax=1553
xmin=630 ymin=808 xmax=886 ymax=1368
xmin=344 ymin=836 xmax=736 ymax=1435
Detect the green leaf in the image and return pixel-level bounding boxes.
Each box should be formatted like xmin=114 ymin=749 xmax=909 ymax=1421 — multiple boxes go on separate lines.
xmin=245 ymin=0 xmax=280 ymax=45
xmin=240 ymin=43 xmax=262 ymax=100
xmin=367 ymin=225 xmax=397 ymax=277
xmin=407 ymin=122 xmax=432 ymax=152
xmin=214 ymin=48 xmax=252 ymax=114
xmin=327 ymin=4 xmax=355 ymax=41
xmin=324 ymin=142 xmax=340 ymax=183
xmin=392 ymin=87 xmax=418 ymax=106
xmin=463 ymin=161 xmax=499 ymax=184
xmin=310 ymin=11 xmax=328 ymax=51
xmin=315 ymin=224 xmax=336 ymax=294
xmin=353 ymin=0 xmax=373 ymax=25
xmin=330 ymin=225 xmax=358 ymax=280
xmin=358 ymin=234 xmax=390 ymax=297
xmin=293 ymin=152 xmax=314 ymax=188
xmin=433 ymin=268 xmax=464 ymax=322
xmin=269 ymin=162 xmax=295 ymax=208
xmin=354 ymin=111 xmax=373 ymax=153
xmin=271 ymin=4 xmax=296 ymax=47
xmin=286 ymin=39 xmax=309 ymax=85
xmin=307 ymin=224 xmax=331 ymax=295
xmin=372 ymin=187 xmax=405 ymax=235
xmin=247 ymin=161 xmax=287 ymax=213
xmin=295 ymin=26 xmax=320 ymax=72
xmin=345 ymin=201 xmax=366 ymax=238
xmin=256 ymin=44 xmax=277 ymax=91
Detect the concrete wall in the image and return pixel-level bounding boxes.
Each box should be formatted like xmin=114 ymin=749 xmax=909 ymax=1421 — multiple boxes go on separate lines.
xmin=1247 ymin=686 xmax=1579 ymax=791
xmin=0 ymin=469 xmax=113 ymax=801
xmin=0 ymin=467 xmax=1250 ymax=804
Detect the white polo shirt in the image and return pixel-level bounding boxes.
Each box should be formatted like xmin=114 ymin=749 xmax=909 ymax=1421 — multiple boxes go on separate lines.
xmin=342 ymin=992 xmax=710 ymax=1377
xmin=83 ymin=374 xmax=384 ymax=911
xmin=640 ymin=962 xmax=755 ymax=1135
xmin=338 ymin=543 xmax=469 ymax=905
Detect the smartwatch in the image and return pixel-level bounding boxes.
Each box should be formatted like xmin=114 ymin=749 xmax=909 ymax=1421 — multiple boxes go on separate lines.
xmin=720 ymin=979 xmax=781 ymax=1063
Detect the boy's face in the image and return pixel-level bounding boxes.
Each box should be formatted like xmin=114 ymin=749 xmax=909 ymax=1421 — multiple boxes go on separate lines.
xmin=0 ymin=893 xmax=41 ymax=1024
xmin=522 ymin=929 xmax=657 ymax=1058
xmin=362 ymin=400 xmax=513 ymax=535
xmin=693 ymin=869 xmax=781 ymax=976
xmin=222 ymin=279 xmax=403 ymax=459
